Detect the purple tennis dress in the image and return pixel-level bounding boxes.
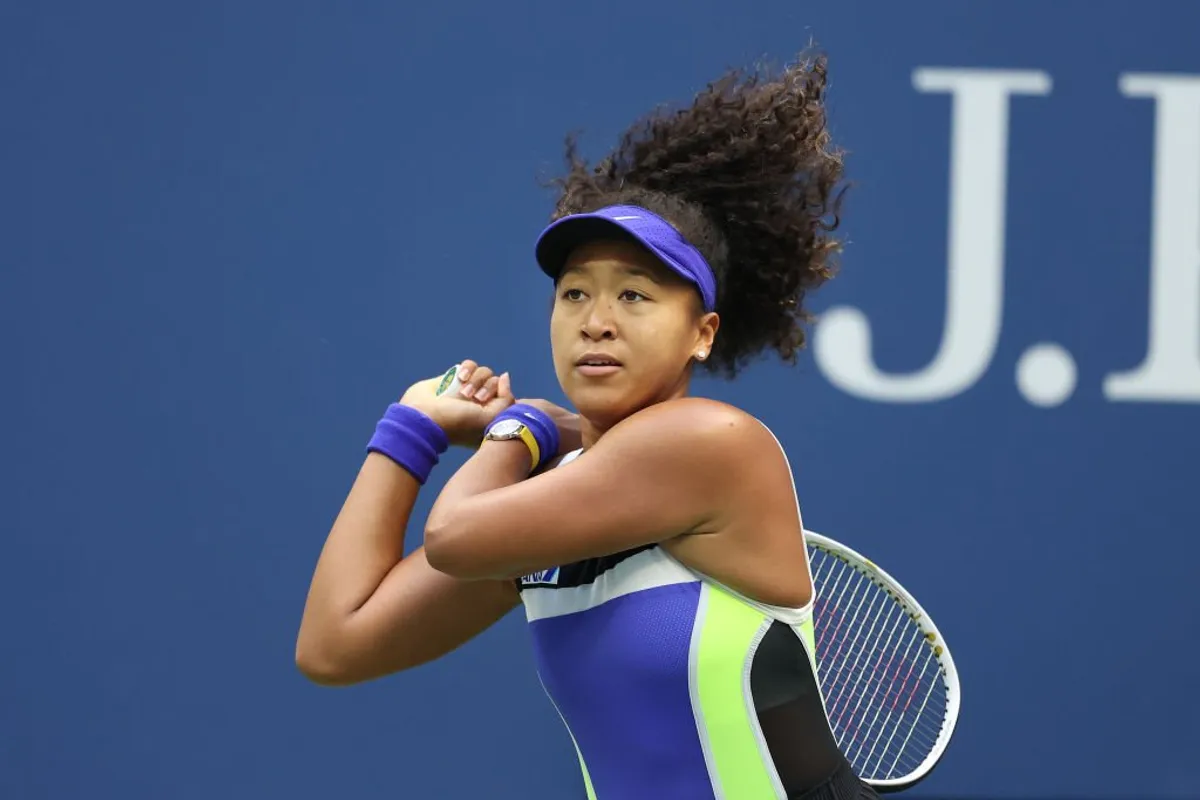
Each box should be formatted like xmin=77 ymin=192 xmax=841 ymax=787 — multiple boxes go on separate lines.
xmin=515 ymin=447 xmax=862 ymax=799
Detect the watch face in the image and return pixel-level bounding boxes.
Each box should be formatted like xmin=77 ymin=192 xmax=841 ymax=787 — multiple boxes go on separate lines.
xmin=488 ymin=419 xmax=524 ymax=439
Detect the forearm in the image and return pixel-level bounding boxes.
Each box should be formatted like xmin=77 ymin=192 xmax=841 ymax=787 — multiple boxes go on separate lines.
xmin=299 ymin=453 xmax=421 ymax=640
xmin=424 ymin=441 xmax=530 ymax=576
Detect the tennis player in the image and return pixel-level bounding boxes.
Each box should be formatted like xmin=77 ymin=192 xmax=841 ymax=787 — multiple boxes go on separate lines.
xmin=297 ymin=52 xmax=875 ymax=799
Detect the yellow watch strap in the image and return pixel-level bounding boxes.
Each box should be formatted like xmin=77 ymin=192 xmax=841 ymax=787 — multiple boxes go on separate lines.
xmin=516 ymin=425 xmax=540 ymax=472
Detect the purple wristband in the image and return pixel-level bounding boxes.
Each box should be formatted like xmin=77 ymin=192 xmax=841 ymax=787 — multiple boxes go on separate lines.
xmin=485 ymin=403 xmax=560 ymax=472
xmin=366 ymin=403 xmax=450 ymax=485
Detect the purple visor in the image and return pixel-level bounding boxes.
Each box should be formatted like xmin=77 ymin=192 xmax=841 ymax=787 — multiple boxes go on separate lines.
xmin=534 ymin=204 xmax=717 ymax=312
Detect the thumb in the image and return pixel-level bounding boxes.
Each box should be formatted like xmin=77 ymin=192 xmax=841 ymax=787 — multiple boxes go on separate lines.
xmin=496 ymin=372 xmax=514 ymax=403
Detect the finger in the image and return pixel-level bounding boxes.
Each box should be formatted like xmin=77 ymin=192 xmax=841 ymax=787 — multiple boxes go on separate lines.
xmin=460 ymin=365 xmax=494 ymax=398
xmin=456 ymin=360 xmax=477 ymax=383
xmin=497 ymin=372 xmax=514 ymax=402
xmin=473 ymin=375 xmax=500 ymax=404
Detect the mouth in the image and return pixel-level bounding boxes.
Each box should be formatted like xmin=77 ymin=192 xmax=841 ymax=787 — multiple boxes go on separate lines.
xmin=575 ymin=353 xmax=623 ymax=377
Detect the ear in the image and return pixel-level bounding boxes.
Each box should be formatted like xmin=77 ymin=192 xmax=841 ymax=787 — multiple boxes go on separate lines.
xmin=695 ymin=312 xmax=719 ymax=362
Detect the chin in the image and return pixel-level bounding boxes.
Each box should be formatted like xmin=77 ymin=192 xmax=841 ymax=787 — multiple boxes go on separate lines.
xmin=566 ymin=383 xmax=638 ymax=425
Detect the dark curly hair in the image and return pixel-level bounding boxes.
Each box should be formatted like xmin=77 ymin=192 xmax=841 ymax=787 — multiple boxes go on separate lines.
xmin=547 ymin=52 xmax=847 ymax=378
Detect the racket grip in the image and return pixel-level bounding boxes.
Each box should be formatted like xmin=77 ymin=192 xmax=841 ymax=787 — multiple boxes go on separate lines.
xmin=435 ymin=364 xmax=463 ymax=397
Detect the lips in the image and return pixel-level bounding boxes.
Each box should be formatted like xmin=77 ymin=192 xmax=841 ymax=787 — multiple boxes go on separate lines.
xmin=575 ymin=353 xmax=623 ymax=377
xmin=575 ymin=353 xmax=623 ymax=367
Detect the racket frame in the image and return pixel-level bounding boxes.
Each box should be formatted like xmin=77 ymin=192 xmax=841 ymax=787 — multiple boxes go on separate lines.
xmin=803 ymin=529 xmax=962 ymax=793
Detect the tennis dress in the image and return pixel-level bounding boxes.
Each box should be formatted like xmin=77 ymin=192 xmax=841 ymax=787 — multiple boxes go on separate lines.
xmin=516 ymin=449 xmax=877 ymax=800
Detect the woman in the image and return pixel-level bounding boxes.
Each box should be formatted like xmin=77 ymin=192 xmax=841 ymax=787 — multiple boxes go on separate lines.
xmin=297 ymin=52 xmax=870 ymax=799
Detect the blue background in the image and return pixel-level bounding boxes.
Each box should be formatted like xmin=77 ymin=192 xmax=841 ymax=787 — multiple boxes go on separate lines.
xmin=2 ymin=2 xmax=1197 ymax=798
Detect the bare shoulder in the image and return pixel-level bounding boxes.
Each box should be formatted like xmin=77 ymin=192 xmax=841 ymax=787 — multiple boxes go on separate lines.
xmin=624 ymin=396 xmax=768 ymax=432
xmin=609 ymin=397 xmax=779 ymax=462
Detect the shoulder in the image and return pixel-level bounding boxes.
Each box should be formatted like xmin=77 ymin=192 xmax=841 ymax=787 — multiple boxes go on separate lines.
xmin=607 ymin=398 xmax=779 ymax=462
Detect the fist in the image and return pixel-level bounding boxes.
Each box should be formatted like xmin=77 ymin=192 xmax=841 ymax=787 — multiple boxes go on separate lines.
xmin=400 ymin=360 xmax=514 ymax=448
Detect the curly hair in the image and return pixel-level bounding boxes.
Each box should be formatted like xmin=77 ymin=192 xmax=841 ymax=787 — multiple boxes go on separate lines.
xmin=547 ymin=52 xmax=847 ymax=378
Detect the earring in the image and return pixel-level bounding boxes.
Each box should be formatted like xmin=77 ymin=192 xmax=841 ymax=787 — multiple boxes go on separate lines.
xmin=696 ymin=350 xmax=707 ymax=361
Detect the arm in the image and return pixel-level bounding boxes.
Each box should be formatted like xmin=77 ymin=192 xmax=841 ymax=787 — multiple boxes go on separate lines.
xmin=423 ymin=398 xmax=751 ymax=581
xmin=296 ymin=363 xmax=519 ymax=686
xmin=295 ymin=455 xmax=519 ymax=685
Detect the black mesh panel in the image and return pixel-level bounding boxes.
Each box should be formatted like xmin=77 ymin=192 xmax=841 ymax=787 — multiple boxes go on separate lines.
xmin=750 ymin=620 xmax=854 ymax=796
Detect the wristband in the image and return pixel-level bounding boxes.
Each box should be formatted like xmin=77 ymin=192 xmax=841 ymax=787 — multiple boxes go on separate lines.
xmin=366 ymin=403 xmax=450 ymax=485
xmin=484 ymin=404 xmax=560 ymax=473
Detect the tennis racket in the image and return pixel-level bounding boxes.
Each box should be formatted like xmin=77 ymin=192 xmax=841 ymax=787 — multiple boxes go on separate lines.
xmin=435 ymin=364 xmax=464 ymax=397
xmin=804 ymin=530 xmax=960 ymax=792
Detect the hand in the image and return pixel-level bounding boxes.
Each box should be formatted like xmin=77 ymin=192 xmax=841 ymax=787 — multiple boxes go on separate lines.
xmin=400 ymin=360 xmax=515 ymax=448
xmin=517 ymin=398 xmax=583 ymax=458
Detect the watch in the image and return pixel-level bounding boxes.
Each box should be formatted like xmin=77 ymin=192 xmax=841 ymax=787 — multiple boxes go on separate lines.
xmin=484 ymin=418 xmax=541 ymax=472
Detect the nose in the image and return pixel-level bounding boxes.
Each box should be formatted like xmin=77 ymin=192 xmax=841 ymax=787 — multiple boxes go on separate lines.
xmin=581 ymin=298 xmax=617 ymax=341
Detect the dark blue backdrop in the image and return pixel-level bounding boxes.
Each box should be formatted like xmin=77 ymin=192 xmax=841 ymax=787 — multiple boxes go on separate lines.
xmin=3 ymin=2 xmax=1198 ymax=798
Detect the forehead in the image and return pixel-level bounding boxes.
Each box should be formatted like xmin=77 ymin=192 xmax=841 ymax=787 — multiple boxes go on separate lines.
xmin=559 ymin=239 xmax=679 ymax=284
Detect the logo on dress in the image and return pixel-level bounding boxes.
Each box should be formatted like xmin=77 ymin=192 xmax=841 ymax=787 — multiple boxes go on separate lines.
xmin=520 ymin=567 xmax=560 ymax=586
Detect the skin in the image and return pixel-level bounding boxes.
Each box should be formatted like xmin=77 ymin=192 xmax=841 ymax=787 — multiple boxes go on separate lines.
xmin=549 ymin=239 xmax=718 ymax=446
xmin=296 ymin=238 xmax=813 ymax=686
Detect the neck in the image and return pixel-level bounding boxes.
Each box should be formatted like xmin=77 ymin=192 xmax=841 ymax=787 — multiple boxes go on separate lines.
xmin=579 ymin=417 xmax=612 ymax=450
xmin=577 ymin=376 xmax=693 ymax=450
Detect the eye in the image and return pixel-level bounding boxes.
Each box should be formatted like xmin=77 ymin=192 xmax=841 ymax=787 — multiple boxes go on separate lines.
xmin=561 ymin=288 xmax=586 ymax=301
xmin=619 ymin=290 xmax=646 ymax=302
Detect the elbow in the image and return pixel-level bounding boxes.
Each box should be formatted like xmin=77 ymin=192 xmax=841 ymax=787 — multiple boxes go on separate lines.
xmin=294 ymin=630 xmax=363 ymax=687
xmin=295 ymin=641 xmax=348 ymax=687
xmin=423 ymin=520 xmax=467 ymax=576
xmin=424 ymin=518 xmax=491 ymax=580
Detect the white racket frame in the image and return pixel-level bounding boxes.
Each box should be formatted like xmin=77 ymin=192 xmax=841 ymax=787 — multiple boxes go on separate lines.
xmin=803 ymin=529 xmax=962 ymax=793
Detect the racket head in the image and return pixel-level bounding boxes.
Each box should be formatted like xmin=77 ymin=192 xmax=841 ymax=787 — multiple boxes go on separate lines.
xmin=803 ymin=530 xmax=961 ymax=792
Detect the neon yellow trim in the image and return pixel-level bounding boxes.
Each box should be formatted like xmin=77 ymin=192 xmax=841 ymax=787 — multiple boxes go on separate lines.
xmin=540 ymin=674 xmax=597 ymax=799
xmin=555 ymin=713 xmax=596 ymax=800
xmin=573 ymin=741 xmax=597 ymax=800
xmin=694 ymin=584 xmax=778 ymax=798
xmin=797 ymin=616 xmax=817 ymax=671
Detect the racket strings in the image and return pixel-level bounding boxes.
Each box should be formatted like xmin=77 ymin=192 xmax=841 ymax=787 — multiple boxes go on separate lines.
xmin=807 ymin=547 xmax=949 ymax=782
